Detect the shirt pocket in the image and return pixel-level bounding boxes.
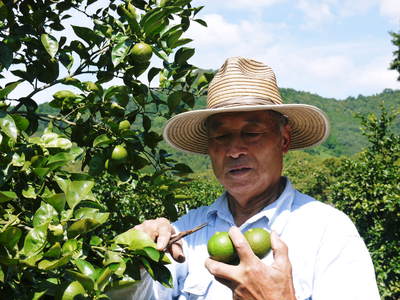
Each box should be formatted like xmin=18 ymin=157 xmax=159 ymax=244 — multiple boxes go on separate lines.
xmin=181 ymin=273 xmax=212 ymax=300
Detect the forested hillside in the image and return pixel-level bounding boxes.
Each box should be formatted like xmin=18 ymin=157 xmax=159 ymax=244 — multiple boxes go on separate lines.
xmin=37 ymin=87 xmax=400 ymax=172
xmin=156 ymin=88 xmax=400 ymax=171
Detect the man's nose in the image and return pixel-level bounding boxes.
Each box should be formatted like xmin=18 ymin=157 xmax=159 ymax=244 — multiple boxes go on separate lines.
xmin=226 ymin=133 xmax=247 ymax=159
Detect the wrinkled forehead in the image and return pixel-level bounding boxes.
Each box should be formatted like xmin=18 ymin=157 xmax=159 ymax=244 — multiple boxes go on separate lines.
xmin=206 ymin=110 xmax=283 ymax=131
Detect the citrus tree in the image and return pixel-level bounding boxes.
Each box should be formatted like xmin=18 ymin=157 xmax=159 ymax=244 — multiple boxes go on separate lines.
xmin=328 ymin=106 xmax=400 ymax=298
xmin=390 ymin=31 xmax=400 ymax=81
xmin=0 ymin=0 xmax=212 ymax=298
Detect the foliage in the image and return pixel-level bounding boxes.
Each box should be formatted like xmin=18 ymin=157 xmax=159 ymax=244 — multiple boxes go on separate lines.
xmin=283 ymin=151 xmax=343 ymax=202
xmin=328 ymin=106 xmax=400 ymax=298
xmin=92 ymin=171 xmax=223 ymax=233
xmin=0 ymin=0 xmax=213 ymax=298
xmin=390 ymin=31 xmax=400 ymax=81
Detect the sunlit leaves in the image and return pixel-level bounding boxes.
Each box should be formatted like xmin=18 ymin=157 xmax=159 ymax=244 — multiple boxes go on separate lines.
xmin=0 ymin=81 xmax=21 ymax=99
xmin=41 ymin=34 xmax=59 ymax=58
xmin=0 ymin=112 xmax=17 ymax=142
xmin=72 ymin=25 xmax=103 ymax=46
xmin=22 ymin=223 xmax=48 ymax=257
xmin=111 ymin=36 xmax=131 ymax=67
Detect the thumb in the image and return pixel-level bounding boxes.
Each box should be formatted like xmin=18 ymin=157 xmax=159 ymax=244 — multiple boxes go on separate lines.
xmin=271 ymin=231 xmax=290 ymax=267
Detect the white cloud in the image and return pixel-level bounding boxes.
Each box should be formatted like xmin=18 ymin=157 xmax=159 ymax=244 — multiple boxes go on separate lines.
xmin=296 ymin=0 xmax=334 ymax=28
xmin=295 ymin=0 xmax=377 ymax=28
xmin=194 ymin=0 xmax=285 ymax=10
xmin=379 ymin=0 xmax=400 ymax=24
xmin=186 ymin=12 xmax=399 ymax=99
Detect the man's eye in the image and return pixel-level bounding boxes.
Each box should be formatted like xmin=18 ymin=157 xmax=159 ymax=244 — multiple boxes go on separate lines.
xmin=243 ymin=132 xmax=264 ymax=137
xmin=214 ymin=134 xmax=230 ymax=141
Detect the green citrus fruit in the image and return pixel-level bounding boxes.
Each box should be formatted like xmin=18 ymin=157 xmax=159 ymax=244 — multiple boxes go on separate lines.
xmin=118 ymin=120 xmax=131 ymax=131
xmin=244 ymin=228 xmax=271 ymax=259
xmin=111 ymin=145 xmax=128 ymax=161
xmin=207 ymin=231 xmax=236 ymax=263
xmin=131 ymin=42 xmax=152 ymax=63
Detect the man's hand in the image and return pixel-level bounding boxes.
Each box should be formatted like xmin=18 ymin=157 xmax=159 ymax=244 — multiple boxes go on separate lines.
xmin=134 ymin=217 xmax=185 ymax=263
xmin=205 ymin=227 xmax=296 ymax=300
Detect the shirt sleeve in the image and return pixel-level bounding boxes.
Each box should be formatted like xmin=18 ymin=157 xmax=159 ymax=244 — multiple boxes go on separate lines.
xmin=312 ymin=211 xmax=380 ymax=300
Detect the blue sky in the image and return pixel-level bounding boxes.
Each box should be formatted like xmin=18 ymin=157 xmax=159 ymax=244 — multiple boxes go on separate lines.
xmin=186 ymin=0 xmax=400 ymax=99
xmin=3 ymin=0 xmax=399 ymax=103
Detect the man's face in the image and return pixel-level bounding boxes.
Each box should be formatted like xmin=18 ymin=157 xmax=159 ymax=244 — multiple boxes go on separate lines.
xmin=207 ymin=111 xmax=291 ymax=204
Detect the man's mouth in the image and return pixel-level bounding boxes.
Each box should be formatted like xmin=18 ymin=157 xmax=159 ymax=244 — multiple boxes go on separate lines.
xmin=228 ymin=167 xmax=252 ymax=174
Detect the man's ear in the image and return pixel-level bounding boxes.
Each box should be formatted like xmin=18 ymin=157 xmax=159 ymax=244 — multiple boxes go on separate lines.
xmin=281 ymin=124 xmax=291 ymax=153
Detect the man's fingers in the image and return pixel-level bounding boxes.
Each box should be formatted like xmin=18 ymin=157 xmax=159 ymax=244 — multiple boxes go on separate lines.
xmin=156 ymin=222 xmax=174 ymax=250
xmin=133 ymin=218 xmax=186 ymax=262
xmin=205 ymin=257 xmax=237 ymax=281
xmin=271 ymin=231 xmax=290 ymax=267
xmin=169 ymin=240 xmax=185 ymax=263
xmin=229 ymin=226 xmax=255 ymax=264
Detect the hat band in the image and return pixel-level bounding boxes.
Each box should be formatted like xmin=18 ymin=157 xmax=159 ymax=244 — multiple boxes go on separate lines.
xmin=210 ymin=97 xmax=278 ymax=109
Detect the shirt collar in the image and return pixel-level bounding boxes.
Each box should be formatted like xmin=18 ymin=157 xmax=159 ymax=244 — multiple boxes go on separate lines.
xmin=206 ymin=177 xmax=295 ymax=233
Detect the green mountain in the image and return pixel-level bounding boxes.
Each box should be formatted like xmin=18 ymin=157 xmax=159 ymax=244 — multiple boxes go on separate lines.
xmin=161 ymin=88 xmax=400 ymax=171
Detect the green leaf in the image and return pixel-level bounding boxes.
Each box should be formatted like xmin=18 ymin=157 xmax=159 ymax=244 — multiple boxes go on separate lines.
xmin=65 ymin=180 xmax=95 ymax=209
xmin=0 ymin=227 xmax=22 ymax=251
xmin=90 ymin=236 xmax=103 ymax=246
xmin=11 ymin=152 xmax=25 ymax=166
xmin=167 ymin=91 xmax=182 ymax=111
xmin=62 ymin=239 xmax=78 ymax=256
xmin=72 ymin=25 xmax=103 ymax=46
xmin=67 ymin=218 xmax=101 ymax=238
xmin=148 ymin=67 xmax=161 ymax=83
xmin=114 ymin=228 xmax=157 ymax=249
xmin=74 ymin=207 xmax=109 ymax=224
xmin=33 ymin=167 xmax=50 ymax=178
xmin=181 ymin=91 xmax=195 ymax=107
xmin=174 ymin=47 xmax=195 ymax=65
xmin=47 ymin=152 xmax=74 ymax=169
xmin=166 ymin=29 xmax=183 ymax=48
xmin=93 ymin=134 xmax=113 ymax=147
xmin=0 ymin=267 xmax=4 ymax=283
xmin=0 ymin=43 xmax=13 ymax=70
xmin=88 ymin=152 xmax=106 ymax=176
xmin=74 ymin=258 xmax=96 ymax=279
xmin=61 ymin=281 xmax=85 ymax=300
xmin=60 ymin=52 xmax=74 ymax=71
xmin=38 ymin=255 xmax=71 ymax=270
xmin=172 ymin=38 xmax=193 ymax=48
xmin=0 ymin=112 xmax=18 ymax=141
xmin=33 ymin=202 xmax=58 ymax=228
xmin=194 ymin=19 xmax=207 ymax=27
xmin=111 ymin=37 xmax=130 ymax=67
xmin=11 ymin=114 xmax=30 ymax=132
xmin=41 ymin=34 xmax=59 ymax=58
xmin=43 ymin=242 xmax=61 ymax=258
xmin=22 ymin=185 xmax=36 ymax=199
xmin=44 ymin=193 xmax=66 ymax=213
xmin=0 ymin=81 xmax=21 ymax=99
xmin=0 ymin=191 xmax=17 ymax=203
xmin=66 ymin=270 xmax=95 ymax=291
xmin=22 ymin=223 xmax=48 ymax=257
xmin=142 ymin=8 xmax=167 ymax=37
xmin=96 ymin=267 xmax=113 ymax=291
xmin=142 ymin=246 xmax=160 ymax=262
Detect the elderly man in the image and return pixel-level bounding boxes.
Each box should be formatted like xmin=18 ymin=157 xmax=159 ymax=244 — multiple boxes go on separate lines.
xmin=110 ymin=57 xmax=380 ymax=299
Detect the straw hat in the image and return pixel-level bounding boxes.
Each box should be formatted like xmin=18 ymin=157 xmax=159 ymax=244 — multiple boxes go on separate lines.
xmin=163 ymin=57 xmax=330 ymax=154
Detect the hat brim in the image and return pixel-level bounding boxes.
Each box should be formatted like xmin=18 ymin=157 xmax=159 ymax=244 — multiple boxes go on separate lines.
xmin=163 ymin=104 xmax=330 ymax=155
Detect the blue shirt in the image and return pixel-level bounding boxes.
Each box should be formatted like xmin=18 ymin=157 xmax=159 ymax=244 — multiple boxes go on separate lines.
xmin=108 ymin=179 xmax=380 ymax=300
